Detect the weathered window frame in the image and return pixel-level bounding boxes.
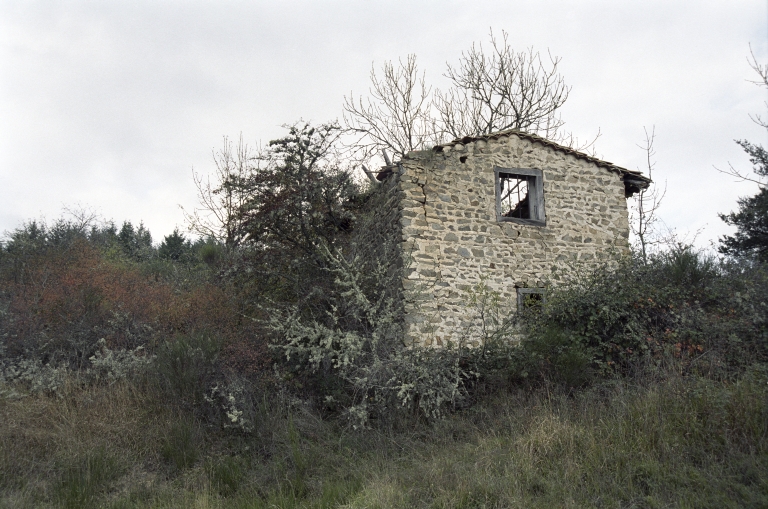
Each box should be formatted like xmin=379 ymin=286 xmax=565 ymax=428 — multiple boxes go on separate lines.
xmin=494 ymin=167 xmax=546 ymax=226
xmin=516 ymin=287 xmax=546 ymax=311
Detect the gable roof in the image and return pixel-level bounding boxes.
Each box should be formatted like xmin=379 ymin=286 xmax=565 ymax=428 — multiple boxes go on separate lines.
xmin=432 ymin=129 xmax=652 ymax=197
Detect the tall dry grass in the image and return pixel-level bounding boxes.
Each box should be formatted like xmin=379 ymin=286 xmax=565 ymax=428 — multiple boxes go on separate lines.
xmin=1 ymin=366 xmax=766 ymax=508
xmin=0 ymin=378 xmax=174 ymax=508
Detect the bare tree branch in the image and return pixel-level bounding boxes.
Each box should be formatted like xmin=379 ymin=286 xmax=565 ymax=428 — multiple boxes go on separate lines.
xmin=747 ymin=44 xmax=768 ymax=129
xmin=630 ymin=126 xmax=666 ymax=262
xmin=180 ymin=134 xmax=259 ymax=247
xmin=550 ymin=128 xmax=603 ymax=157
xmin=435 ymin=30 xmax=570 ymax=140
xmin=61 ymin=205 xmax=100 ymax=235
xmin=343 ymin=55 xmax=440 ymax=162
xmin=714 ymin=47 xmax=768 ymax=190
xmin=343 ymin=30 xmax=601 ymax=165
xmin=715 ymin=162 xmax=767 ymax=188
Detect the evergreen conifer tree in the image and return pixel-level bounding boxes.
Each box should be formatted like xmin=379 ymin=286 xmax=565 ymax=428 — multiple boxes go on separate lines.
xmin=719 ymin=140 xmax=768 ymax=262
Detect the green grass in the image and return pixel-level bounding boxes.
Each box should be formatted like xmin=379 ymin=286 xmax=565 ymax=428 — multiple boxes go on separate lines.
xmin=1 ymin=366 xmax=767 ymax=508
xmin=206 ymin=455 xmax=247 ymax=497
xmin=55 ymin=448 xmax=124 ymax=509
xmin=161 ymin=420 xmax=199 ymax=471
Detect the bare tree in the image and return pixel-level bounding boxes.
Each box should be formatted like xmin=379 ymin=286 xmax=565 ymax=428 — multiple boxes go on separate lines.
xmin=343 ymin=55 xmax=440 ymax=161
xmin=181 ymin=135 xmax=257 ymax=247
xmin=715 ymin=45 xmax=768 ymax=188
xmin=343 ymin=30 xmax=600 ymax=167
xmin=630 ymin=126 xmax=666 ymax=262
xmin=435 ymin=31 xmax=570 ymax=141
xmin=61 ymin=205 xmax=100 ymax=235
xmin=747 ymin=44 xmax=768 ymax=131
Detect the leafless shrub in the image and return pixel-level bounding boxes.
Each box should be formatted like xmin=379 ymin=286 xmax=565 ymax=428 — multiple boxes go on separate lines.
xmin=435 ymin=31 xmax=569 ymax=140
xmin=181 ymin=135 xmax=259 ymax=247
xmin=343 ymin=55 xmax=441 ymax=161
xmin=630 ymin=126 xmax=666 ymax=262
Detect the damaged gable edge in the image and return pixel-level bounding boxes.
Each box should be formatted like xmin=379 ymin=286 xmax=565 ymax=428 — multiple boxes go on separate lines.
xmin=374 ymin=130 xmax=652 ymax=198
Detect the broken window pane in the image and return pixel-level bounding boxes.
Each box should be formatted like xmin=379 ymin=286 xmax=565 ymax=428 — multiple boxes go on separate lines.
xmin=499 ymin=173 xmax=531 ymax=219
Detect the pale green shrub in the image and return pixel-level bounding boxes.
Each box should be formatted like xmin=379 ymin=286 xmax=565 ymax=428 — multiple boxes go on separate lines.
xmin=0 ymin=357 xmax=69 ymax=398
xmin=87 ymin=338 xmax=155 ymax=385
xmin=0 ymin=339 xmax=154 ymax=398
xmin=204 ymin=376 xmax=255 ymax=433
xmin=269 ymin=245 xmax=467 ymax=426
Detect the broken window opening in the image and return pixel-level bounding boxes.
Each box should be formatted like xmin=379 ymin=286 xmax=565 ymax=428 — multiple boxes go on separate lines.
xmin=516 ymin=288 xmax=546 ymax=311
xmin=499 ymin=175 xmax=531 ymax=219
xmin=495 ymin=167 xmax=545 ymax=226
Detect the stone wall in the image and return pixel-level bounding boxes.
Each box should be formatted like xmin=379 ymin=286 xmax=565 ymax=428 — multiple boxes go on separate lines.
xmin=394 ymin=133 xmax=631 ymax=347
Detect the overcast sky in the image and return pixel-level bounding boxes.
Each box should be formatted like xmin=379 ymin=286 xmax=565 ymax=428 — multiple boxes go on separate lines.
xmin=2 ymin=1 xmax=767 ymax=249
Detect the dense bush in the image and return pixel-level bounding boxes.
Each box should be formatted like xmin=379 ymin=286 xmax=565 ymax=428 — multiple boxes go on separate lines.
xmin=268 ymin=244 xmax=468 ymax=427
xmin=1 ymin=234 xmax=169 ymax=367
xmin=516 ymin=245 xmax=768 ymax=387
xmin=0 ymin=216 xmax=273 ymax=432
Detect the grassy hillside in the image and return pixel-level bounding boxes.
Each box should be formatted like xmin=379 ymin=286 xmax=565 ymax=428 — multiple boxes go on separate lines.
xmin=0 ymin=219 xmax=766 ymax=508
xmin=2 ymin=370 xmax=766 ymax=508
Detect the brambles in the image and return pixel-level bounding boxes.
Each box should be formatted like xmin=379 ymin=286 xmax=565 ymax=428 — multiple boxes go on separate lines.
xmin=516 ymin=245 xmax=768 ymax=386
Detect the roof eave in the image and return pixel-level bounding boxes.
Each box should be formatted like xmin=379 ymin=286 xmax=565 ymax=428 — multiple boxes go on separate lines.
xmin=432 ymin=129 xmax=652 ymax=195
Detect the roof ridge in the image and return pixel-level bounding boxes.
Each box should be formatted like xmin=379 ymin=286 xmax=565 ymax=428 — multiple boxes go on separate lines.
xmin=433 ymin=129 xmax=650 ymax=181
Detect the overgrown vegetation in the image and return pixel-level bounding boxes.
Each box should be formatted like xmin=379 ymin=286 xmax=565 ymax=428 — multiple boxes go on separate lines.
xmin=517 ymin=245 xmax=767 ymax=388
xmin=2 ymin=62 xmax=768 ymax=502
xmin=1 ymin=202 xmax=766 ymax=506
xmin=3 ymin=28 xmax=767 ymax=506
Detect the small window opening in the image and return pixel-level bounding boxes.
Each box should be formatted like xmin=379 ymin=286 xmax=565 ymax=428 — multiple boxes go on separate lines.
xmin=517 ymin=288 xmax=546 ymax=311
xmin=460 ymin=155 xmax=468 ymax=163
xmin=499 ymin=174 xmax=532 ymax=219
xmin=495 ymin=167 xmax=545 ymax=226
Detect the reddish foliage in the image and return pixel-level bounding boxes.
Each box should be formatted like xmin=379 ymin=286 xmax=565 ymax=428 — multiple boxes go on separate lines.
xmin=161 ymin=285 xmax=238 ymax=335
xmin=2 ymin=239 xmax=271 ymax=379
xmin=221 ymin=326 xmax=274 ymax=383
xmin=5 ymin=240 xmax=176 ymax=353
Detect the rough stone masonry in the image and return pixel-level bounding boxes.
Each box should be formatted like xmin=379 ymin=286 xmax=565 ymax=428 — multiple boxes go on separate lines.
xmin=363 ymin=129 xmax=650 ymax=348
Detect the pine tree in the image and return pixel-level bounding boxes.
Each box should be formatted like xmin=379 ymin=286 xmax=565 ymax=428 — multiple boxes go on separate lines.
xmin=719 ymin=140 xmax=768 ymax=262
xmin=159 ymin=229 xmax=191 ymax=261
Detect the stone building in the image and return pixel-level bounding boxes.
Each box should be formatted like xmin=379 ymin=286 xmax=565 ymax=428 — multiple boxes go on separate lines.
xmin=363 ymin=129 xmax=651 ymax=347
